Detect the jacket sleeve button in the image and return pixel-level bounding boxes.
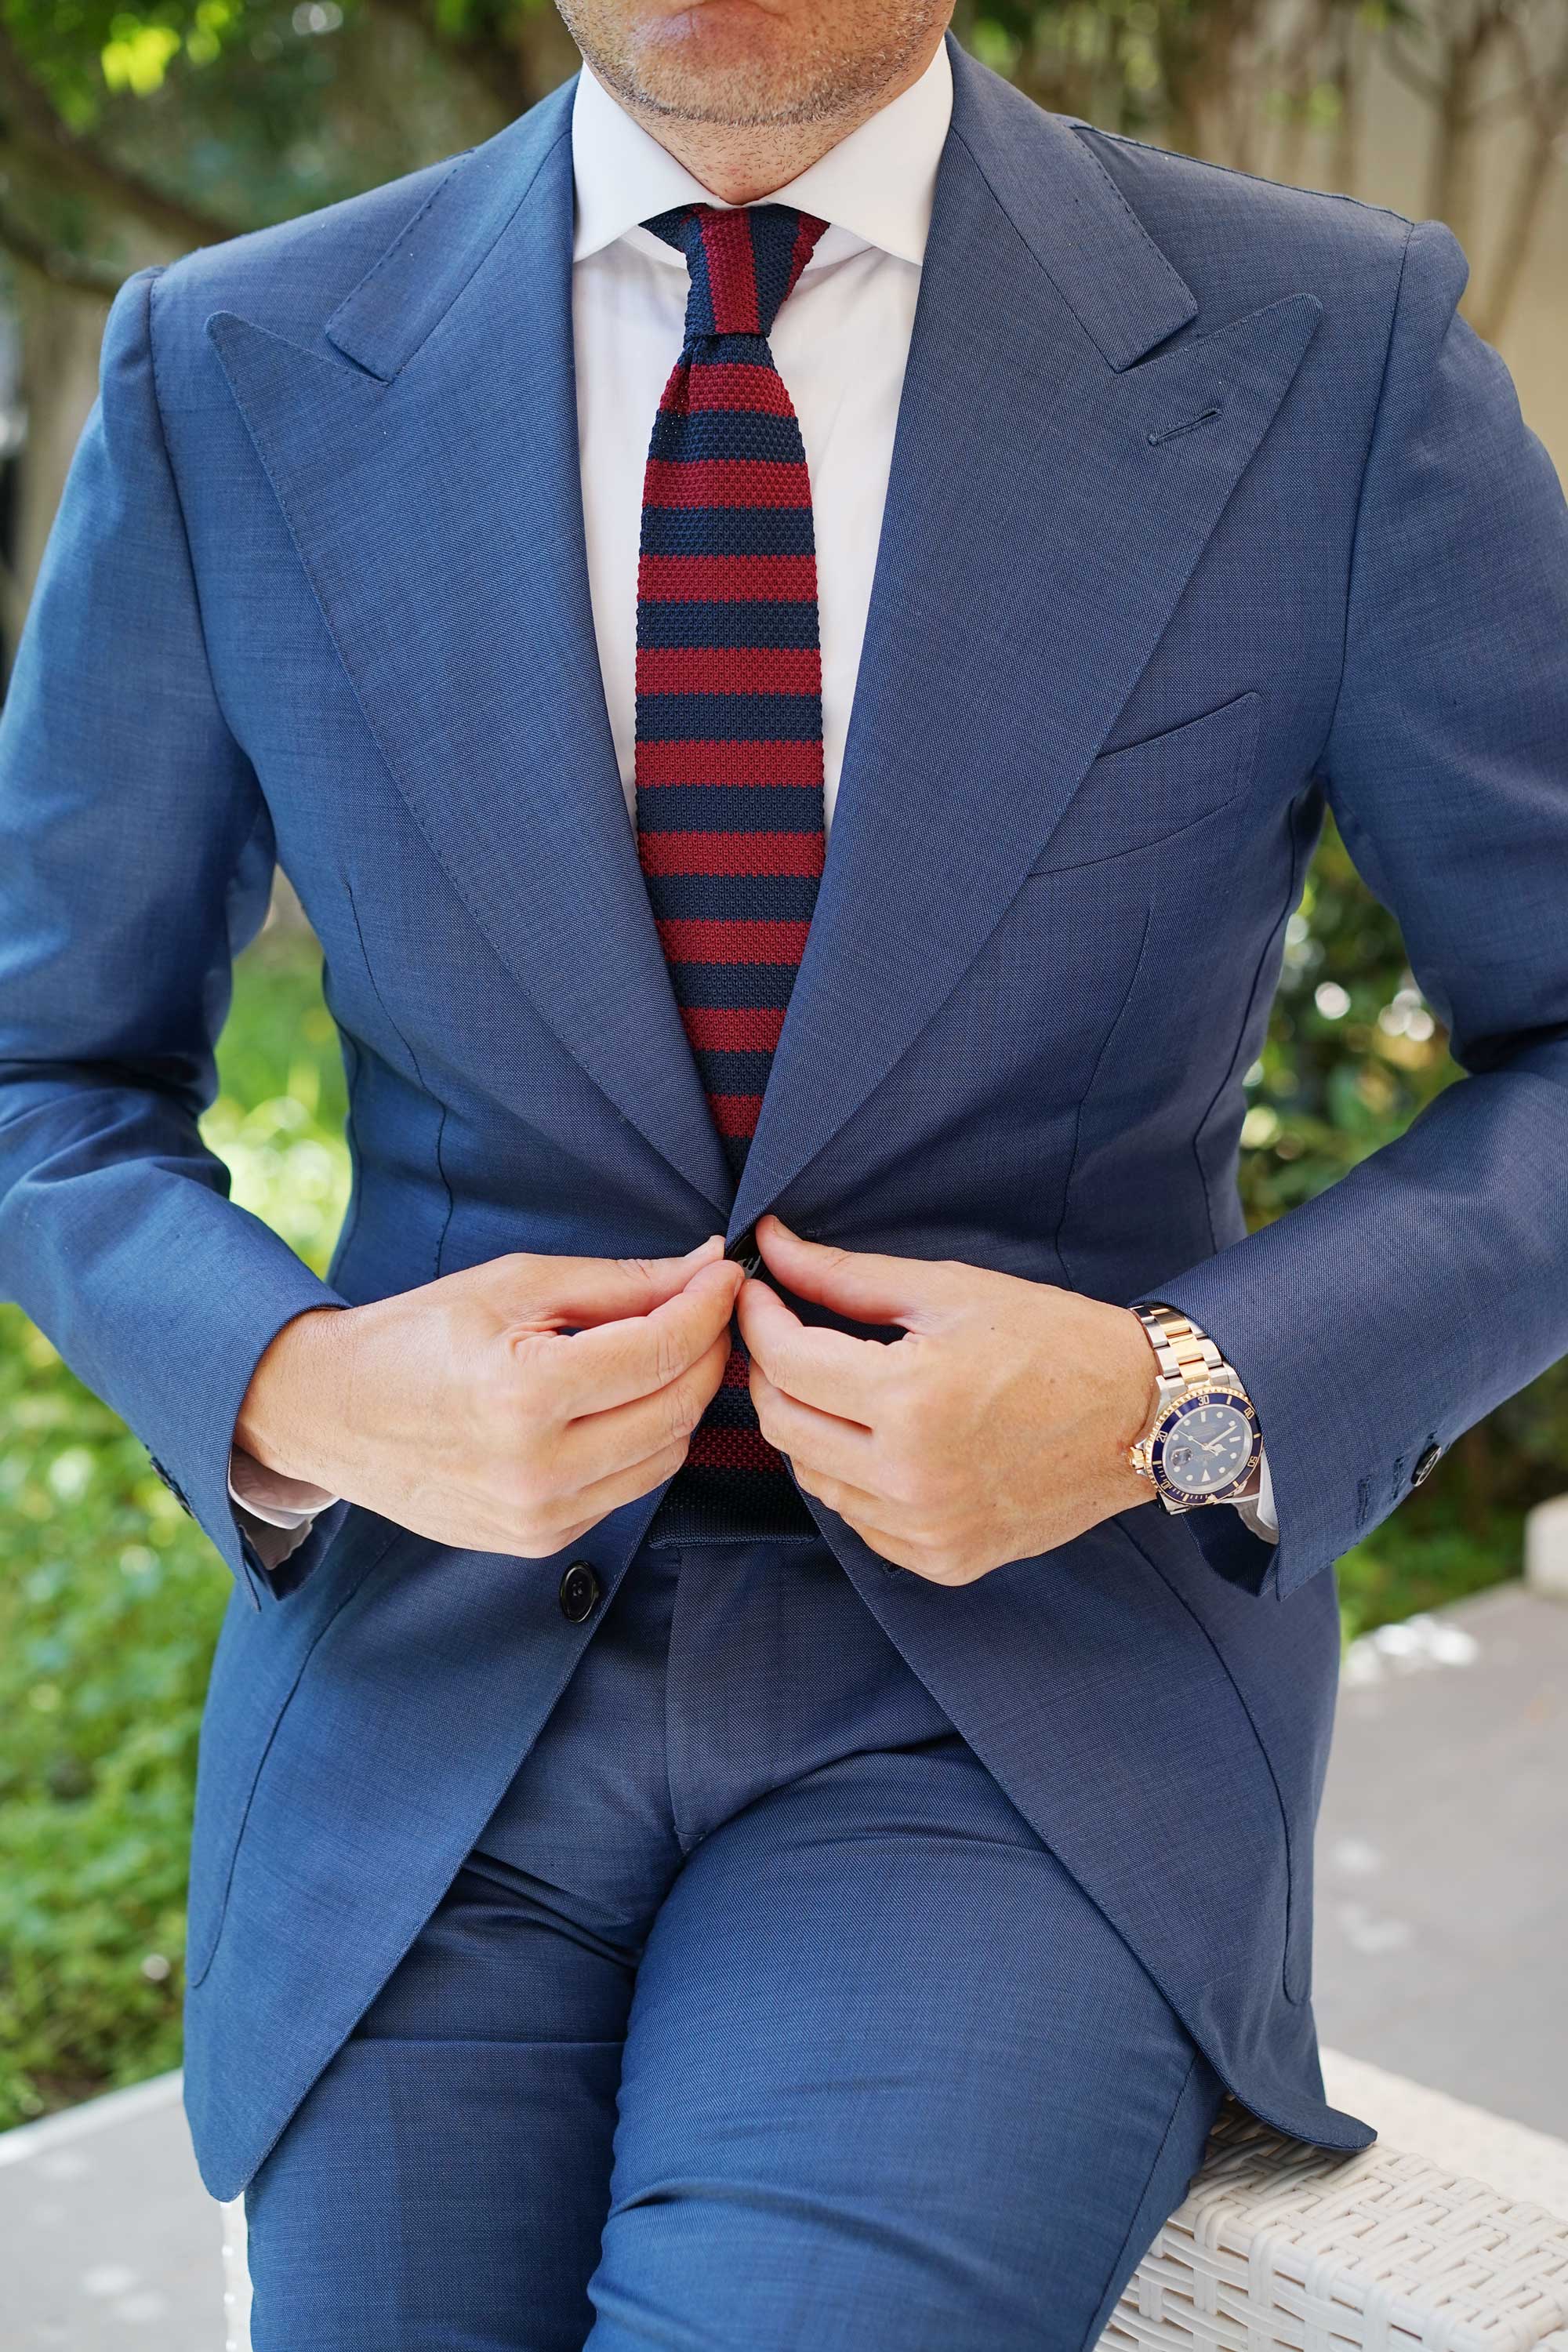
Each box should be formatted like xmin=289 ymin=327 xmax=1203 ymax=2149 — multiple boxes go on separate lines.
xmin=558 ymin=1561 xmax=602 ymax=1623
xmin=1411 ymin=1443 xmax=1443 ymax=1488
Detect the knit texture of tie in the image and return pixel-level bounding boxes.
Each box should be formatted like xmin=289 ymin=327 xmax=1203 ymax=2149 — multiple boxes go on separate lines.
xmin=636 ymin=201 xmax=827 ymax=1543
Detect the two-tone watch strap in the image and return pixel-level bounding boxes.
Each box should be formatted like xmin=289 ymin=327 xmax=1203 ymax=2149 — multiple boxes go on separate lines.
xmin=1132 ymin=1302 xmax=1240 ymax=1394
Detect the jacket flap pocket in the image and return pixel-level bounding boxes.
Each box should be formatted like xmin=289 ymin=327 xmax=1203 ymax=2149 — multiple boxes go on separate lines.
xmin=1030 ymin=690 xmax=1261 ymax=874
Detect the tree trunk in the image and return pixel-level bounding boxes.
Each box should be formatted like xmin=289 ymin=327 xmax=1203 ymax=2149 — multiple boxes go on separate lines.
xmin=1472 ymin=82 xmax=1568 ymax=343
xmin=5 ymin=271 xmax=111 ymax=658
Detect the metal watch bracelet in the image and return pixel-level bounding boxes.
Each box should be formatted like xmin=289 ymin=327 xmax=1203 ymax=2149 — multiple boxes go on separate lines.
xmin=1133 ymin=1302 xmax=1240 ymax=1396
xmin=1129 ymin=1302 xmax=1262 ymax=1507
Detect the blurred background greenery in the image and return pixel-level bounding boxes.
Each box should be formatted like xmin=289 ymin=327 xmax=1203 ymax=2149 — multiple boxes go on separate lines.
xmin=2 ymin=0 xmax=1566 ymax=2132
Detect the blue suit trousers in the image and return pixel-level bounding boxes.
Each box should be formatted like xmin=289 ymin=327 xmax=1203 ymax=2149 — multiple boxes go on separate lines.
xmin=243 ymin=1534 xmax=1225 ymax=2350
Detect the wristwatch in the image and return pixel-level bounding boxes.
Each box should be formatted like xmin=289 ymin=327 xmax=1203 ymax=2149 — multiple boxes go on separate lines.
xmin=1127 ymin=1302 xmax=1263 ymax=1513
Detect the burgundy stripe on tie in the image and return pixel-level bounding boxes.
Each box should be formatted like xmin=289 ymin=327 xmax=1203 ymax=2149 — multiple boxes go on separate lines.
xmin=635 ymin=199 xmax=828 ymax=1544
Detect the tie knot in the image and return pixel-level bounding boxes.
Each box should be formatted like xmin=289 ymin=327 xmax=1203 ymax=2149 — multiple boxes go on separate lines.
xmin=641 ymin=202 xmax=828 ymax=343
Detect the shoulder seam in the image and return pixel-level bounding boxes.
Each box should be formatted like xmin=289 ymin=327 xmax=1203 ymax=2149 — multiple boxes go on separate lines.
xmin=1073 ymin=122 xmax=1415 ymax=234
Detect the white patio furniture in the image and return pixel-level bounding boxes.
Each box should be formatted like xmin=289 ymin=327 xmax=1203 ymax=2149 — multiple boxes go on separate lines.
xmin=1104 ymin=2101 xmax=1568 ymax=2352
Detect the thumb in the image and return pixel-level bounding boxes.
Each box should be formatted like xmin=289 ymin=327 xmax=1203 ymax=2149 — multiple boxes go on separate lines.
xmin=753 ymin=1217 xmax=958 ymax=1330
xmin=500 ymin=1236 xmax=728 ymax=1330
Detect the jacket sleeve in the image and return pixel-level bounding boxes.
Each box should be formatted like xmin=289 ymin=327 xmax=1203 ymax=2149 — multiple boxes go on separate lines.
xmin=0 ymin=263 xmax=347 ymax=1604
xmin=1150 ymin=216 xmax=1568 ymax=1601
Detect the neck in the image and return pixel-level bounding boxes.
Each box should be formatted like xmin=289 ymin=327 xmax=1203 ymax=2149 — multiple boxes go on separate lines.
xmin=608 ymin=30 xmax=946 ymax=205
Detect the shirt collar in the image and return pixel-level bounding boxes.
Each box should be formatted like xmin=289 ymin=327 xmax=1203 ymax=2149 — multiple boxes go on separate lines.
xmin=571 ymin=36 xmax=953 ymax=270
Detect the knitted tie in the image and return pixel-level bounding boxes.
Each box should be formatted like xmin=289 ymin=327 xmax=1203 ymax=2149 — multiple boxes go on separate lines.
xmin=636 ymin=201 xmax=828 ymax=1543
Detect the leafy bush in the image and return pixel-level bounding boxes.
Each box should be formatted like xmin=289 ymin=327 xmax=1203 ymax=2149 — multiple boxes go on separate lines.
xmin=0 ymin=839 xmax=1563 ymax=2125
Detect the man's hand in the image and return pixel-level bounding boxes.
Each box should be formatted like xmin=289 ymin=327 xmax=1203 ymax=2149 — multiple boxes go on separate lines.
xmin=738 ymin=1218 xmax=1160 ymax=1584
xmin=234 ymin=1238 xmax=744 ymax=1559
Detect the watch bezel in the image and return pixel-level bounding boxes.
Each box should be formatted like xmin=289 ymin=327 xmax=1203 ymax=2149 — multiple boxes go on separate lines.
xmin=1149 ymin=1384 xmax=1262 ymax=1509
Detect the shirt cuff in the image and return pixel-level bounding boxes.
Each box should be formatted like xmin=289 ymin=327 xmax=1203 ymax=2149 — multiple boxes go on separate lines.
xmin=227 ymin=1446 xmax=340 ymax=1571
xmin=1232 ymin=1443 xmax=1278 ymax=1544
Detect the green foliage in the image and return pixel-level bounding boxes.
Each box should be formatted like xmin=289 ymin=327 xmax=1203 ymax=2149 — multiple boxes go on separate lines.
xmin=1236 ymin=817 xmax=1455 ymax=1217
xmin=2 ymin=0 xmax=525 ymax=266
xmin=0 ymin=1346 xmax=221 ymax=2123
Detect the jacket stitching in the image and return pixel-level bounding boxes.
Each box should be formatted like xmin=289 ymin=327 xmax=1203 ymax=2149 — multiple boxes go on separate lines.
xmin=1190 ymin=759 xmax=1307 ymax=1254
xmin=1076 ymin=121 xmax=1415 ymax=229
xmin=1052 ymin=897 xmax=1153 ymax=1283
xmin=349 ymin=124 xmax=569 ymax=382
xmin=343 ymin=878 xmax=456 ymax=1283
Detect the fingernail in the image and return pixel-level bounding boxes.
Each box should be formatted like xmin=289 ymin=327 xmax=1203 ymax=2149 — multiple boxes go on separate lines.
xmin=683 ymin=1236 xmax=723 ymax=1261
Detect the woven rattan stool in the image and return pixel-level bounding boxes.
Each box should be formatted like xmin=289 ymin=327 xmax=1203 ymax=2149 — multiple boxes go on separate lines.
xmin=220 ymin=2099 xmax=1568 ymax=2350
xmin=1103 ymin=2103 xmax=1568 ymax=2352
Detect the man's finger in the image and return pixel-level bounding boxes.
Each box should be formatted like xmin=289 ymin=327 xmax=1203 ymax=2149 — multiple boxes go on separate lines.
xmin=788 ymin=1464 xmax=921 ymax=1559
xmin=547 ymin=1258 xmax=743 ymax=1414
xmin=500 ymin=1236 xmax=726 ymax=1330
xmin=749 ymin=1363 xmax=879 ymax=1486
xmin=563 ymin=1327 xmax=731 ymax=1482
xmin=752 ymin=1216 xmax=959 ymax=1330
xmin=550 ymin=1428 xmax=701 ymax=1533
xmin=736 ymin=1276 xmax=889 ymax=1418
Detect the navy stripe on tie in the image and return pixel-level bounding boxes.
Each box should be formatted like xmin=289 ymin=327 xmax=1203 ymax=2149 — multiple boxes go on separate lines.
xmin=640 ymin=507 xmax=817 ymax=559
xmin=645 ymin=872 xmax=822 ymax=922
xmin=669 ymin=960 xmax=801 ymax=1007
xmin=636 ymin=692 xmax=824 ymax=743
xmin=692 ymin=1045 xmax=777 ymax=1095
xmin=637 ymin=785 xmax=826 ymax=833
xmin=750 ymin=209 xmax=806 ymax=328
xmin=638 ymin=599 xmax=821 ymax=651
xmin=648 ymin=410 xmax=809 ymax=466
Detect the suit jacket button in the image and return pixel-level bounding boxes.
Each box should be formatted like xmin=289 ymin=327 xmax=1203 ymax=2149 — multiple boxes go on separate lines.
xmin=724 ymin=1225 xmax=763 ymax=1278
xmin=1411 ymin=1443 xmax=1442 ymax=1488
xmin=558 ymin=1561 xmax=601 ymax=1623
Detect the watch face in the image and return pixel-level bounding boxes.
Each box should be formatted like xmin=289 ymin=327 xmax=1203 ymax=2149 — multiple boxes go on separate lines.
xmin=1155 ymin=1390 xmax=1258 ymax=1500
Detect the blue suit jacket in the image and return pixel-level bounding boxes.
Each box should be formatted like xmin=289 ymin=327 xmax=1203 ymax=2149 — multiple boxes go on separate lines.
xmin=4 ymin=36 xmax=1566 ymax=2199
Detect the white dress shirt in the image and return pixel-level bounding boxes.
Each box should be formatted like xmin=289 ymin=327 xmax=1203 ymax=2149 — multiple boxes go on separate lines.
xmin=230 ymin=40 xmax=1278 ymax=1556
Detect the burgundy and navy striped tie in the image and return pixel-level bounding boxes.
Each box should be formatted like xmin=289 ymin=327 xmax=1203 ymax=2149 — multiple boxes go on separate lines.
xmin=636 ymin=201 xmax=828 ymax=1542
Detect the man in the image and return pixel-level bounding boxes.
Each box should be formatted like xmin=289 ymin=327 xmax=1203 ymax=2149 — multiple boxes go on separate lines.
xmin=2 ymin=0 xmax=1566 ymax=2339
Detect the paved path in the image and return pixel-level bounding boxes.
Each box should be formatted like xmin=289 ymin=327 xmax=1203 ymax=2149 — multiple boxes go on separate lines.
xmin=3 ymin=1580 xmax=1565 ymax=2348
xmin=0 ymin=2075 xmax=217 ymax=2349
xmin=1312 ymin=1581 xmax=1568 ymax=2137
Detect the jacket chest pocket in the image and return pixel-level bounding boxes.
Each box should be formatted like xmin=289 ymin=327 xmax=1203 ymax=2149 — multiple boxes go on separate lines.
xmin=1029 ymin=691 xmax=1261 ymax=876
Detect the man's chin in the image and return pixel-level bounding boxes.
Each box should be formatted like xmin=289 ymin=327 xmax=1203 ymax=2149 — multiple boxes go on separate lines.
xmin=613 ymin=5 xmax=835 ymax=125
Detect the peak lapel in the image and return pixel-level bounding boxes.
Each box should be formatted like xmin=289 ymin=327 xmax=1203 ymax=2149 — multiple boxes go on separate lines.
xmin=728 ymin=44 xmax=1321 ymax=1242
xmin=205 ymin=83 xmax=734 ymax=1218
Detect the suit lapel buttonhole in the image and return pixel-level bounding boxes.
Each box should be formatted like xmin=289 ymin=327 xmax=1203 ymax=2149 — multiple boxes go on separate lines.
xmin=1147 ymin=404 xmax=1223 ymax=447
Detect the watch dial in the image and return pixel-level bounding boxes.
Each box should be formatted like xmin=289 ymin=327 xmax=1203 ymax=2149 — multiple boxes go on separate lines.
xmin=1160 ymin=1400 xmax=1254 ymax=1496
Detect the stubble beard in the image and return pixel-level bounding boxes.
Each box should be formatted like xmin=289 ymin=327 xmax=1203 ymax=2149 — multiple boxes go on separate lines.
xmin=557 ymin=0 xmax=938 ymax=132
